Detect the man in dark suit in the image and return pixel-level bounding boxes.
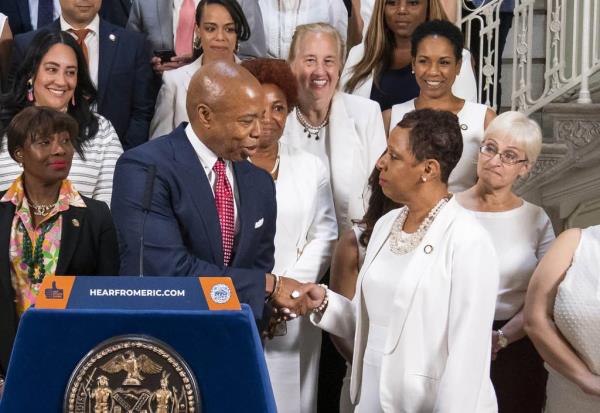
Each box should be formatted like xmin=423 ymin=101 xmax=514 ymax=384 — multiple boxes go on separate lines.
xmin=111 ymin=61 xmax=307 ymax=324
xmin=0 ymin=0 xmax=61 ymax=35
xmin=12 ymin=0 xmax=155 ymax=149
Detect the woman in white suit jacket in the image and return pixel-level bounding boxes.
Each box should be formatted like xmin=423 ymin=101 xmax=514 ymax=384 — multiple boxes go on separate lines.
xmin=283 ymin=23 xmax=387 ymax=234
xmin=241 ymin=58 xmax=338 ymax=413
xmin=299 ymin=109 xmax=499 ymax=412
xmin=149 ymin=0 xmax=245 ymax=138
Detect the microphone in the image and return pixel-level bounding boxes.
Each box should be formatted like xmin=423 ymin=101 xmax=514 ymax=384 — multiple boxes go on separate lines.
xmin=139 ymin=165 xmax=156 ymax=277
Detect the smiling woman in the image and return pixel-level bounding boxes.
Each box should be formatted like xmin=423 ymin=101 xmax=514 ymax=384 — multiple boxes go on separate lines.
xmin=0 ymin=106 xmax=119 ymax=377
xmin=283 ymin=23 xmax=387 ymax=234
xmin=383 ymin=19 xmax=496 ymax=193
xmin=0 ymin=30 xmax=123 ymax=205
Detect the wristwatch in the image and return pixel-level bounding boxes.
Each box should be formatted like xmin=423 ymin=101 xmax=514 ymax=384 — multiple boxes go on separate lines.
xmin=497 ymin=329 xmax=509 ymax=348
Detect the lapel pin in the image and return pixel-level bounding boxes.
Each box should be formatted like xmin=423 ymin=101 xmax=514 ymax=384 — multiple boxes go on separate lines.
xmin=109 ymin=34 xmax=116 ymax=42
xmin=424 ymin=244 xmax=433 ymax=254
xmin=72 ymin=219 xmax=80 ymax=227
xmin=460 ymin=124 xmax=468 ymax=131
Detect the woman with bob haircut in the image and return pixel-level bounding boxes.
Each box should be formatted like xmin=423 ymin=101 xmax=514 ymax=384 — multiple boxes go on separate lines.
xmin=242 ymin=57 xmax=338 ymax=413
xmin=150 ymin=0 xmax=249 ymax=138
xmin=0 ymin=30 xmax=123 ymax=205
xmin=456 ymin=111 xmax=554 ymax=412
xmin=0 ymin=106 xmax=119 ymax=378
xmin=295 ymin=109 xmax=500 ymax=412
xmin=341 ymin=0 xmax=476 ymax=111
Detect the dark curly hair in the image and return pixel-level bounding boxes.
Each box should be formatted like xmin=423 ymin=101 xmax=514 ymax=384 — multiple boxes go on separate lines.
xmin=192 ymin=0 xmax=251 ymax=60
xmin=357 ymin=160 xmax=401 ymax=247
xmin=411 ymin=19 xmax=464 ymax=61
xmin=0 ymin=30 xmax=98 ymax=158
xmin=241 ymin=58 xmax=298 ymax=112
xmin=397 ymin=108 xmax=463 ymax=183
xmin=7 ymin=106 xmax=79 ymax=161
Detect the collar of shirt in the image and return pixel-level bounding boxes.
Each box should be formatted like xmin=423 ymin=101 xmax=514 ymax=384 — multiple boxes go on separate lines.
xmin=1 ymin=175 xmax=86 ymax=210
xmin=60 ymin=13 xmax=100 ymax=38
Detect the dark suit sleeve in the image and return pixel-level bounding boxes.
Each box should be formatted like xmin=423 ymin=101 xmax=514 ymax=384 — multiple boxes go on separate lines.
xmin=94 ymin=201 xmax=121 ymax=275
xmin=122 ymin=34 xmax=155 ymax=149
xmin=111 ymin=152 xmax=267 ymax=319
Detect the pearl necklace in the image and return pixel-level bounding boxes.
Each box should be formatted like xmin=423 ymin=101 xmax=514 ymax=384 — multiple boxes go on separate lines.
xmin=296 ymin=108 xmax=329 ymax=140
xmin=389 ymin=195 xmax=451 ymax=255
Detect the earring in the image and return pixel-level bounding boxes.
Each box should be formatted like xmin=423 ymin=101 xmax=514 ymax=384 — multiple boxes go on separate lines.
xmin=236 ymin=42 xmax=240 ymax=54
xmin=420 ymin=176 xmax=427 ymax=183
xmin=27 ymin=79 xmax=34 ymax=102
xmin=193 ymin=37 xmax=201 ymax=49
xmin=71 ymin=94 xmax=76 ymax=107
xmin=411 ymin=70 xmax=415 ymax=74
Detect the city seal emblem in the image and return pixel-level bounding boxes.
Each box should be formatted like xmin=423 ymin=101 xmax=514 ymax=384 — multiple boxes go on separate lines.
xmin=210 ymin=283 xmax=231 ymax=304
xmin=64 ymin=335 xmax=201 ymax=413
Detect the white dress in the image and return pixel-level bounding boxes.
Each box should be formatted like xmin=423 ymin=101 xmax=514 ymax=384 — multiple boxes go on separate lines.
xmin=264 ymin=142 xmax=337 ymax=413
xmin=545 ymin=225 xmax=600 ymax=413
xmin=0 ymin=114 xmax=122 ymax=205
xmin=390 ymin=99 xmax=487 ymax=193
xmin=355 ymin=239 xmax=413 ymax=413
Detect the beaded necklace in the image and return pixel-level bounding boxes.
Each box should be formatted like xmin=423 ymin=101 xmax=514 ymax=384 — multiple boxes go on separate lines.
xmin=19 ymin=214 xmax=59 ymax=283
xmin=296 ymin=108 xmax=329 ymax=140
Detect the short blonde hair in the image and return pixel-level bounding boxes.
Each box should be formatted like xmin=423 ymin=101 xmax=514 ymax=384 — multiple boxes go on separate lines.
xmin=288 ymin=23 xmax=346 ymax=68
xmin=484 ymin=111 xmax=543 ymax=164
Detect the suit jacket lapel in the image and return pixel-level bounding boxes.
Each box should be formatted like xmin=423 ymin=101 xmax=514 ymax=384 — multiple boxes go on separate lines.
xmin=170 ymin=127 xmax=223 ymax=265
xmin=231 ymin=161 xmax=256 ymax=265
xmin=56 ymin=207 xmax=85 ymax=275
xmin=97 ymin=20 xmax=118 ymax=109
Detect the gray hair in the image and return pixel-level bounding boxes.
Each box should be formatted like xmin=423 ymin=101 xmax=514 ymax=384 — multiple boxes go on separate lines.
xmin=483 ymin=111 xmax=543 ymax=164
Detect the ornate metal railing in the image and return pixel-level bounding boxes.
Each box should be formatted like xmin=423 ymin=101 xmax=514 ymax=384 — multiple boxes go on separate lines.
xmin=511 ymin=0 xmax=600 ymax=114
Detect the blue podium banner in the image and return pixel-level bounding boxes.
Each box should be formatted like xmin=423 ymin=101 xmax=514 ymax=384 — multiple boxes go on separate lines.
xmin=35 ymin=276 xmax=241 ymax=311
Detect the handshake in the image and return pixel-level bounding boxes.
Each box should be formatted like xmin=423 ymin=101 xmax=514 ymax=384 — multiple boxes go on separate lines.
xmin=263 ymin=274 xmax=328 ymax=339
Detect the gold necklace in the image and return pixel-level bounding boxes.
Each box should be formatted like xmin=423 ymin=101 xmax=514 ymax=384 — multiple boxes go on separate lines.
xmin=28 ymin=201 xmax=58 ymax=217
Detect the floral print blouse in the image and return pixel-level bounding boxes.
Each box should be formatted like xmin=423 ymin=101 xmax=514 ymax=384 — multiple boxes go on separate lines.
xmin=0 ymin=176 xmax=85 ymax=317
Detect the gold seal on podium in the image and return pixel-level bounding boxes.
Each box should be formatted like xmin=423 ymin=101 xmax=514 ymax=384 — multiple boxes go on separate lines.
xmin=64 ymin=335 xmax=201 ymax=413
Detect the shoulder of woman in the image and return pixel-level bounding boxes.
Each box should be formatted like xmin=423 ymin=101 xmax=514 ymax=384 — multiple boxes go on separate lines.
xmin=346 ymin=43 xmax=365 ymax=63
xmin=90 ymin=114 xmax=121 ymax=144
xmin=79 ymin=195 xmax=111 ymax=216
xmin=338 ymin=92 xmax=380 ymax=114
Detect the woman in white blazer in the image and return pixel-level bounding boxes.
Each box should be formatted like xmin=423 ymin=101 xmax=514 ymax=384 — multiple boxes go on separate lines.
xmin=241 ymin=58 xmax=338 ymax=413
xmin=283 ymin=23 xmax=387 ymax=234
xmin=150 ymin=0 xmax=246 ymax=138
xmin=340 ymin=0 xmax=477 ymax=111
xmin=298 ymin=109 xmax=499 ymax=412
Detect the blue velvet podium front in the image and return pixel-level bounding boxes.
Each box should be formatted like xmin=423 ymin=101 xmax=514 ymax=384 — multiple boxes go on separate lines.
xmin=0 ymin=276 xmax=277 ymax=413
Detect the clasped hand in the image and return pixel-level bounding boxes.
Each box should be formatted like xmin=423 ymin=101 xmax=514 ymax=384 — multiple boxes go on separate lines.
xmin=270 ymin=277 xmax=326 ymax=320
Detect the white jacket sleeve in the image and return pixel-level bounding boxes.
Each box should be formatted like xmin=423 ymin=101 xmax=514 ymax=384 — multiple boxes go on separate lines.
xmin=150 ymin=73 xmax=177 ymax=139
xmin=310 ymin=289 xmax=356 ymax=341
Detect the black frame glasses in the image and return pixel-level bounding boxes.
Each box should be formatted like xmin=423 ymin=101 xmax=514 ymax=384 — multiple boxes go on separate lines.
xmin=479 ymin=144 xmax=528 ymax=165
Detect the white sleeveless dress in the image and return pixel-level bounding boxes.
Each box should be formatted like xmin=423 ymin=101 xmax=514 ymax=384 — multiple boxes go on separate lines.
xmin=545 ymin=225 xmax=600 ymax=412
xmin=389 ymin=99 xmax=487 ymax=193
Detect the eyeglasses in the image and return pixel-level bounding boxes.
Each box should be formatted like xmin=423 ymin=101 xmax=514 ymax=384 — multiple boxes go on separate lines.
xmin=479 ymin=144 xmax=528 ymax=165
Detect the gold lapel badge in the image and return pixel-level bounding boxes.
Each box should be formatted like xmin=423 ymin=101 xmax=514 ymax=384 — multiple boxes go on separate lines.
xmin=71 ymin=219 xmax=80 ymax=227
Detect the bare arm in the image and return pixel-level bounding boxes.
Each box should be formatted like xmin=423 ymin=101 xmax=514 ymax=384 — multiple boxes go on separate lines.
xmin=382 ymin=109 xmax=392 ymax=138
xmin=524 ymin=229 xmax=600 ymax=396
xmin=484 ymin=107 xmax=497 ymax=129
xmin=329 ymin=229 xmax=360 ymax=361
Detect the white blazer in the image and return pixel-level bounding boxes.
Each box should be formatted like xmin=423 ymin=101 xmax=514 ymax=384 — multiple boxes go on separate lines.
xmin=340 ymin=43 xmax=478 ymax=104
xmin=281 ymin=92 xmax=387 ymax=234
xmin=149 ymin=55 xmax=241 ymax=138
xmin=265 ymin=142 xmax=338 ymax=413
xmin=313 ymin=198 xmax=499 ymax=412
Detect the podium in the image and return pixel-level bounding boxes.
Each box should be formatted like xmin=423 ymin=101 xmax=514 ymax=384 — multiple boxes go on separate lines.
xmin=0 ymin=276 xmax=277 ymax=413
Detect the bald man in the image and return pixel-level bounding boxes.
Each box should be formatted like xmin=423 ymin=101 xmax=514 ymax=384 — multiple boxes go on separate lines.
xmin=111 ymin=61 xmax=306 ymax=322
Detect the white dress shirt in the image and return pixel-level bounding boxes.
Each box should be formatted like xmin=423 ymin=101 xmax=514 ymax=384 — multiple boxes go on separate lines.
xmin=172 ymin=0 xmax=201 ymax=46
xmin=61 ymin=14 xmax=100 ymax=86
xmin=28 ymin=0 xmax=61 ymax=30
xmin=185 ymin=123 xmax=239 ymax=232
xmin=259 ymin=0 xmax=348 ymax=59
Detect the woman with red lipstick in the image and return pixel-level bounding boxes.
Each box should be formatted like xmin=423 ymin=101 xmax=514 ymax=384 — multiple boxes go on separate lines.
xmin=456 ymin=111 xmax=553 ymax=413
xmin=284 ymin=23 xmax=387 ymax=235
xmin=0 ymin=106 xmax=119 ymax=378
xmin=241 ymin=57 xmax=338 ymax=413
xmin=299 ymin=109 xmax=499 ymax=412
xmin=0 ymin=30 xmax=123 ymax=206
xmin=384 ymin=19 xmax=496 ymax=193
xmin=341 ymin=0 xmax=476 ymax=111
xmin=150 ymin=0 xmax=249 ymax=138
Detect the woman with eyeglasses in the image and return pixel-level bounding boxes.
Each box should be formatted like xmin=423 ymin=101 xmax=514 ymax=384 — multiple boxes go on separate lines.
xmin=384 ymin=19 xmax=496 ymax=193
xmin=456 ymin=111 xmax=555 ymax=413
